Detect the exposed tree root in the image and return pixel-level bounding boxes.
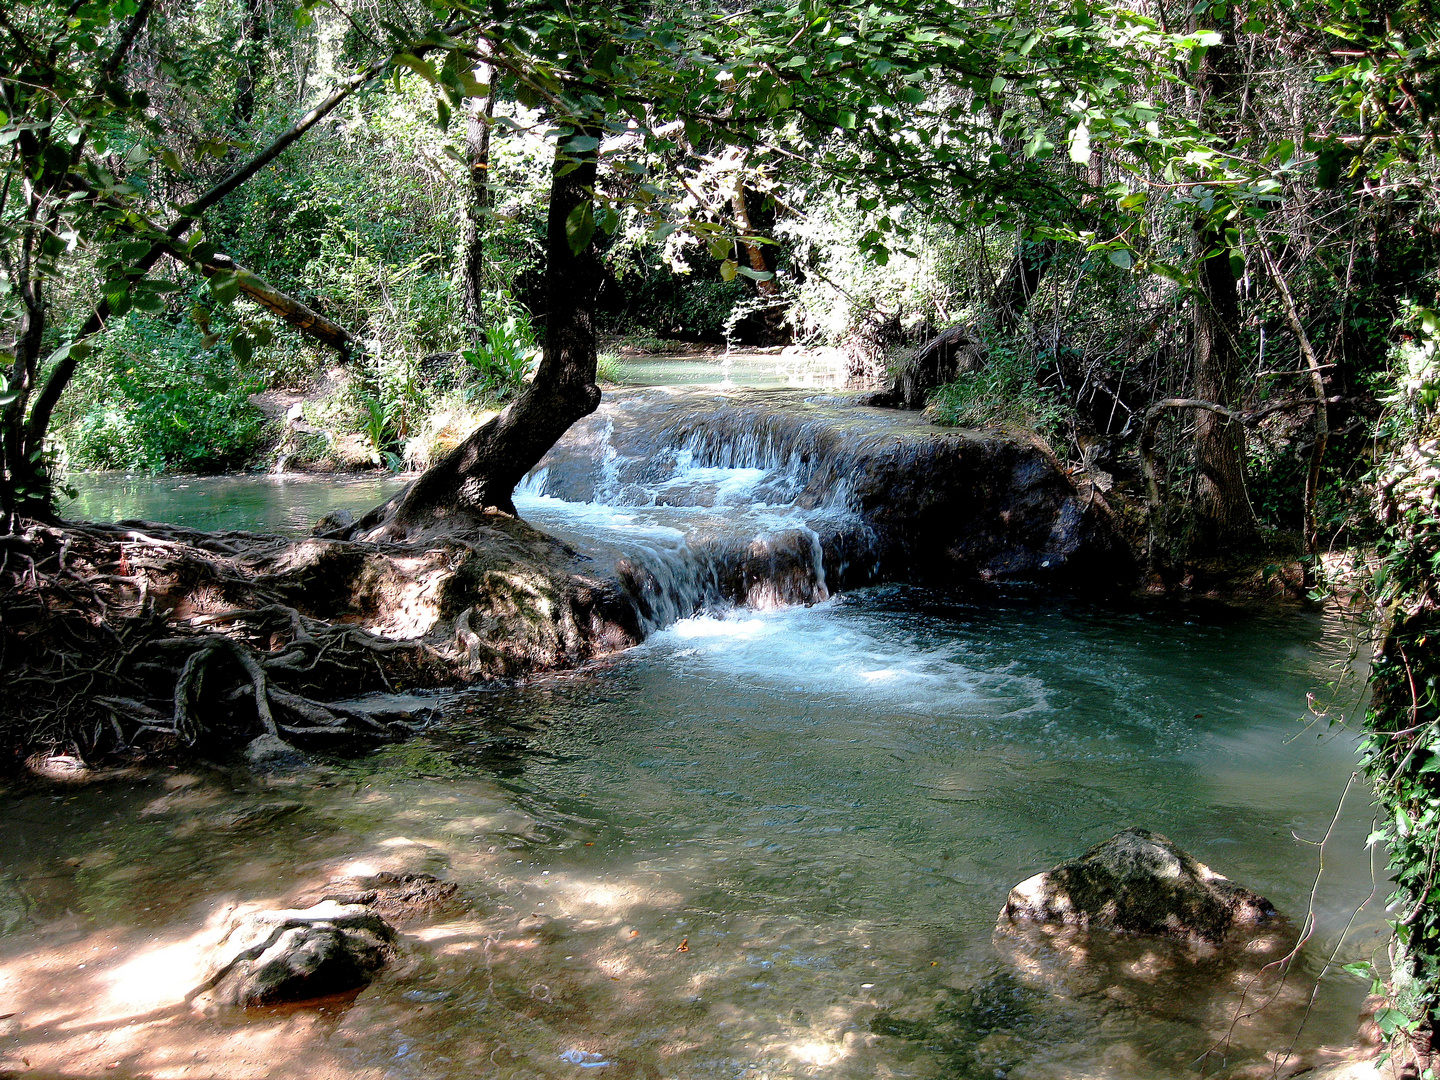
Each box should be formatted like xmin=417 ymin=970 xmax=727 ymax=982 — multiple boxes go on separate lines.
xmin=0 ymin=515 xmax=640 ymax=767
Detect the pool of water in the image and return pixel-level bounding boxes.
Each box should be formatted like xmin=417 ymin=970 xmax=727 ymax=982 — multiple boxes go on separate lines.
xmin=614 ymin=351 xmax=847 ymax=389
xmin=0 ymin=582 xmax=1379 ymax=1079
xmin=62 ymin=471 xmax=408 ymax=534
xmin=27 ymin=430 xmax=1384 ymax=1079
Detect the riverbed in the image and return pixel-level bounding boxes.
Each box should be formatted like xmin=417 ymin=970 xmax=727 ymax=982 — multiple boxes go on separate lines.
xmin=1 ymin=384 xmax=1385 ymax=1079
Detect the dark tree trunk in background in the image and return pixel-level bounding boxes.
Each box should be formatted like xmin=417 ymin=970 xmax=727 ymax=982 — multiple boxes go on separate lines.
xmin=992 ymin=236 xmax=1056 ymax=333
xmin=1188 ymin=8 xmax=1255 ymax=549
xmin=234 ymin=0 xmax=268 ymax=127
xmin=1191 ymin=235 xmax=1253 ymax=544
xmin=730 ymin=183 xmax=790 ymax=344
xmin=356 ymin=136 xmax=603 ymax=540
xmin=1 ymin=286 xmax=51 ymax=523
xmin=461 ymin=66 xmax=496 ymax=330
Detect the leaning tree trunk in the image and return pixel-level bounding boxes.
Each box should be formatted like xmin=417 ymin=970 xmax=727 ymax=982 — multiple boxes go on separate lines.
xmin=355 ymin=136 xmax=603 ymax=540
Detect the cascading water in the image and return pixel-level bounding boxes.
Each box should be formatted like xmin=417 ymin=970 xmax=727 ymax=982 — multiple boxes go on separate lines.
xmin=510 ymin=385 xmax=1116 ymax=632
xmin=514 ymin=390 xmax=853 ymax=632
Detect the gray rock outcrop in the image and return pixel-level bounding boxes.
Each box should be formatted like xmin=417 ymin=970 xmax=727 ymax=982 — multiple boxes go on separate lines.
xmin=203 ymin=900 xmax=396 ymax=1006
xmin=1000 ymin=827 xmax=1276 ymax=944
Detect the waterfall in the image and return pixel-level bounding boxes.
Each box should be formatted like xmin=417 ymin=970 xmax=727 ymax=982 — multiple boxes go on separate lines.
xmin=514 ymin=386 xmax=1114 ymax=633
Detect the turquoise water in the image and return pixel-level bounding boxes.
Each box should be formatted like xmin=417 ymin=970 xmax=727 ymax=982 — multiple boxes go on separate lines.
xmin=22 ymin=465 xmax=1382 ymax=1080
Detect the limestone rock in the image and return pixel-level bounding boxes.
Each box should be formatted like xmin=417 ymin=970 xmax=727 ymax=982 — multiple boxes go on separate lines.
xmin=311 ymin=871 xmax=461 ymax=924
xmin=205 ymin=901 xmax=396 ymax=1006
xmin=243 ymin=733 xmax=304 ymax=768
xmin=1000 ymin=827 xmax=1276 ymax=944
xmin=311 ymin=507 xmax=355 ymax=538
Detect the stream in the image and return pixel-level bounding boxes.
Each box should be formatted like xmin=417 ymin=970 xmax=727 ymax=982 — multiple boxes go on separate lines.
xmin=0 ymin=366 xmax=1384 ymax=1079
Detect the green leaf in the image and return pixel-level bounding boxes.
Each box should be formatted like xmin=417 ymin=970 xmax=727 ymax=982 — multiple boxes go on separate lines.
xmin=1316 ymin=141 xmax=1354 ymax=189
xmin=565 ymin=200 xmax=596 ymax=255
xmin=394 ymin=54 xmax=439 ymax=84
xmin=230 ymin=331 xmax=253 ymax=363
xmin=719 ymin=259 xmax=738 ymax=282
xmin=564 ymin=135 xmax=601 ymax=154
xmin=210 ymin=270 xmax=241 ymax=304
xmin=1107 ymin=248 xmax=1133 ymax=269
xmin=736 ymin=266 xmax=773 ymax=282
xmin=436 ymin=97 xmax=451 ymax=130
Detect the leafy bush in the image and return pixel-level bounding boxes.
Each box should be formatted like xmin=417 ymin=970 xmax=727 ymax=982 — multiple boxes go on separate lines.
xmin=462 ymin=299 xmax=539 ymax=402
xmin=928 ymin=338 xmax=1070 ymax=442
xmin=57 ymin=311 xmax=266 ymax=473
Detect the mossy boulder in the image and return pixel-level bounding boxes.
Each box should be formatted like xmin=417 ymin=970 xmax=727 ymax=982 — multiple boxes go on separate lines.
xmin=1000 ymin=827 xmax=1276 ymax=944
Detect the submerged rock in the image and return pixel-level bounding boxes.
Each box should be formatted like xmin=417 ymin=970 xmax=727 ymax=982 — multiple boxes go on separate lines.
xmin=1000 ymin=827 xmax=1276 ymax=944
xmin=310 ymin=871 xmax=462 ymax=924
xmin=204 ymin=901 xmax=396 ymax=1006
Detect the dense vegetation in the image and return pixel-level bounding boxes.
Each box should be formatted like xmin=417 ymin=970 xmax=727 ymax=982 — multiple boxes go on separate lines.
xmin=4 ymin=0 xmax=1440 ymax=1055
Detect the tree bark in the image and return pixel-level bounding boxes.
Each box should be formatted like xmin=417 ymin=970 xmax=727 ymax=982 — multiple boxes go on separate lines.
xmin=1191 ymin=229 xmax=1254 ymax=546
xmin=460 ymin=66 xmax=496 ymax=329
xmin=1188 ymin=8 xmax=1255 ymax=549
xmin=992 ymin=235 xmax=1056 ymax=333
xmin=355 ymin=134 xmax=603 ymax=540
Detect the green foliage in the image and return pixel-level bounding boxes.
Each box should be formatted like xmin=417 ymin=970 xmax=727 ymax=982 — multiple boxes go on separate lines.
xmin=596 ymin=350 xmax=626 ymax=384
xmin=357 ymin=394 xmax=405 ymax=472
xmin=461 ymin=299 xmax=539 ymax=403
xmin=929 ymin=338 xmax=1070 ymax=442
xmin=58 ymin=313 xmax=265 ymax=473
xmin=1358 ymin=304 xmax=1440 ymax=1032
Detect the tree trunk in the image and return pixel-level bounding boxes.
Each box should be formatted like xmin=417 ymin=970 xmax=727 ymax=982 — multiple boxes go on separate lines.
xmin=1 ymin=288 xmax=50 ymax=523
xmin=1191 ymin=230 xmax=1253 ymax=546
xmin=992 ymin=235 xmax=1055 ymax=333
xmin=233 ymin=0 xmax=269 ymax=128
xmin=1188 ymin=9 xmax=1255 ymax=550
xmin=355 ymin=135 xmax=602 ymax=540
xmin=460 ymin=66 xmax=496 ymax=329
xmin=730 ymin=182 xmax=789 ymax=344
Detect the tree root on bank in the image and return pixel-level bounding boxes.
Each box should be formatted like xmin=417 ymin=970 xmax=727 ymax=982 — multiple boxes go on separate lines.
xmin=0 ymin=520 xmax=452 ymax=764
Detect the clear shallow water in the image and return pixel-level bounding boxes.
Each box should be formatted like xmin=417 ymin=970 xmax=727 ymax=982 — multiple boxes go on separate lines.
xmin=62 ymin=471 xmax=407 ymax=534
xmin=0 ymin=585 xmax=1380 ymax=1080
xmin=31 ymin=444 xmax=1384 ymax=1078
xmin=614 ymin=351 xmax=848 ymax=389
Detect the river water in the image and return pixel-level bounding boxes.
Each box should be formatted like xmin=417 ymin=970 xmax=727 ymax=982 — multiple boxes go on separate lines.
xmin=3 ymin=385 xmax=1384 ymax=1079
